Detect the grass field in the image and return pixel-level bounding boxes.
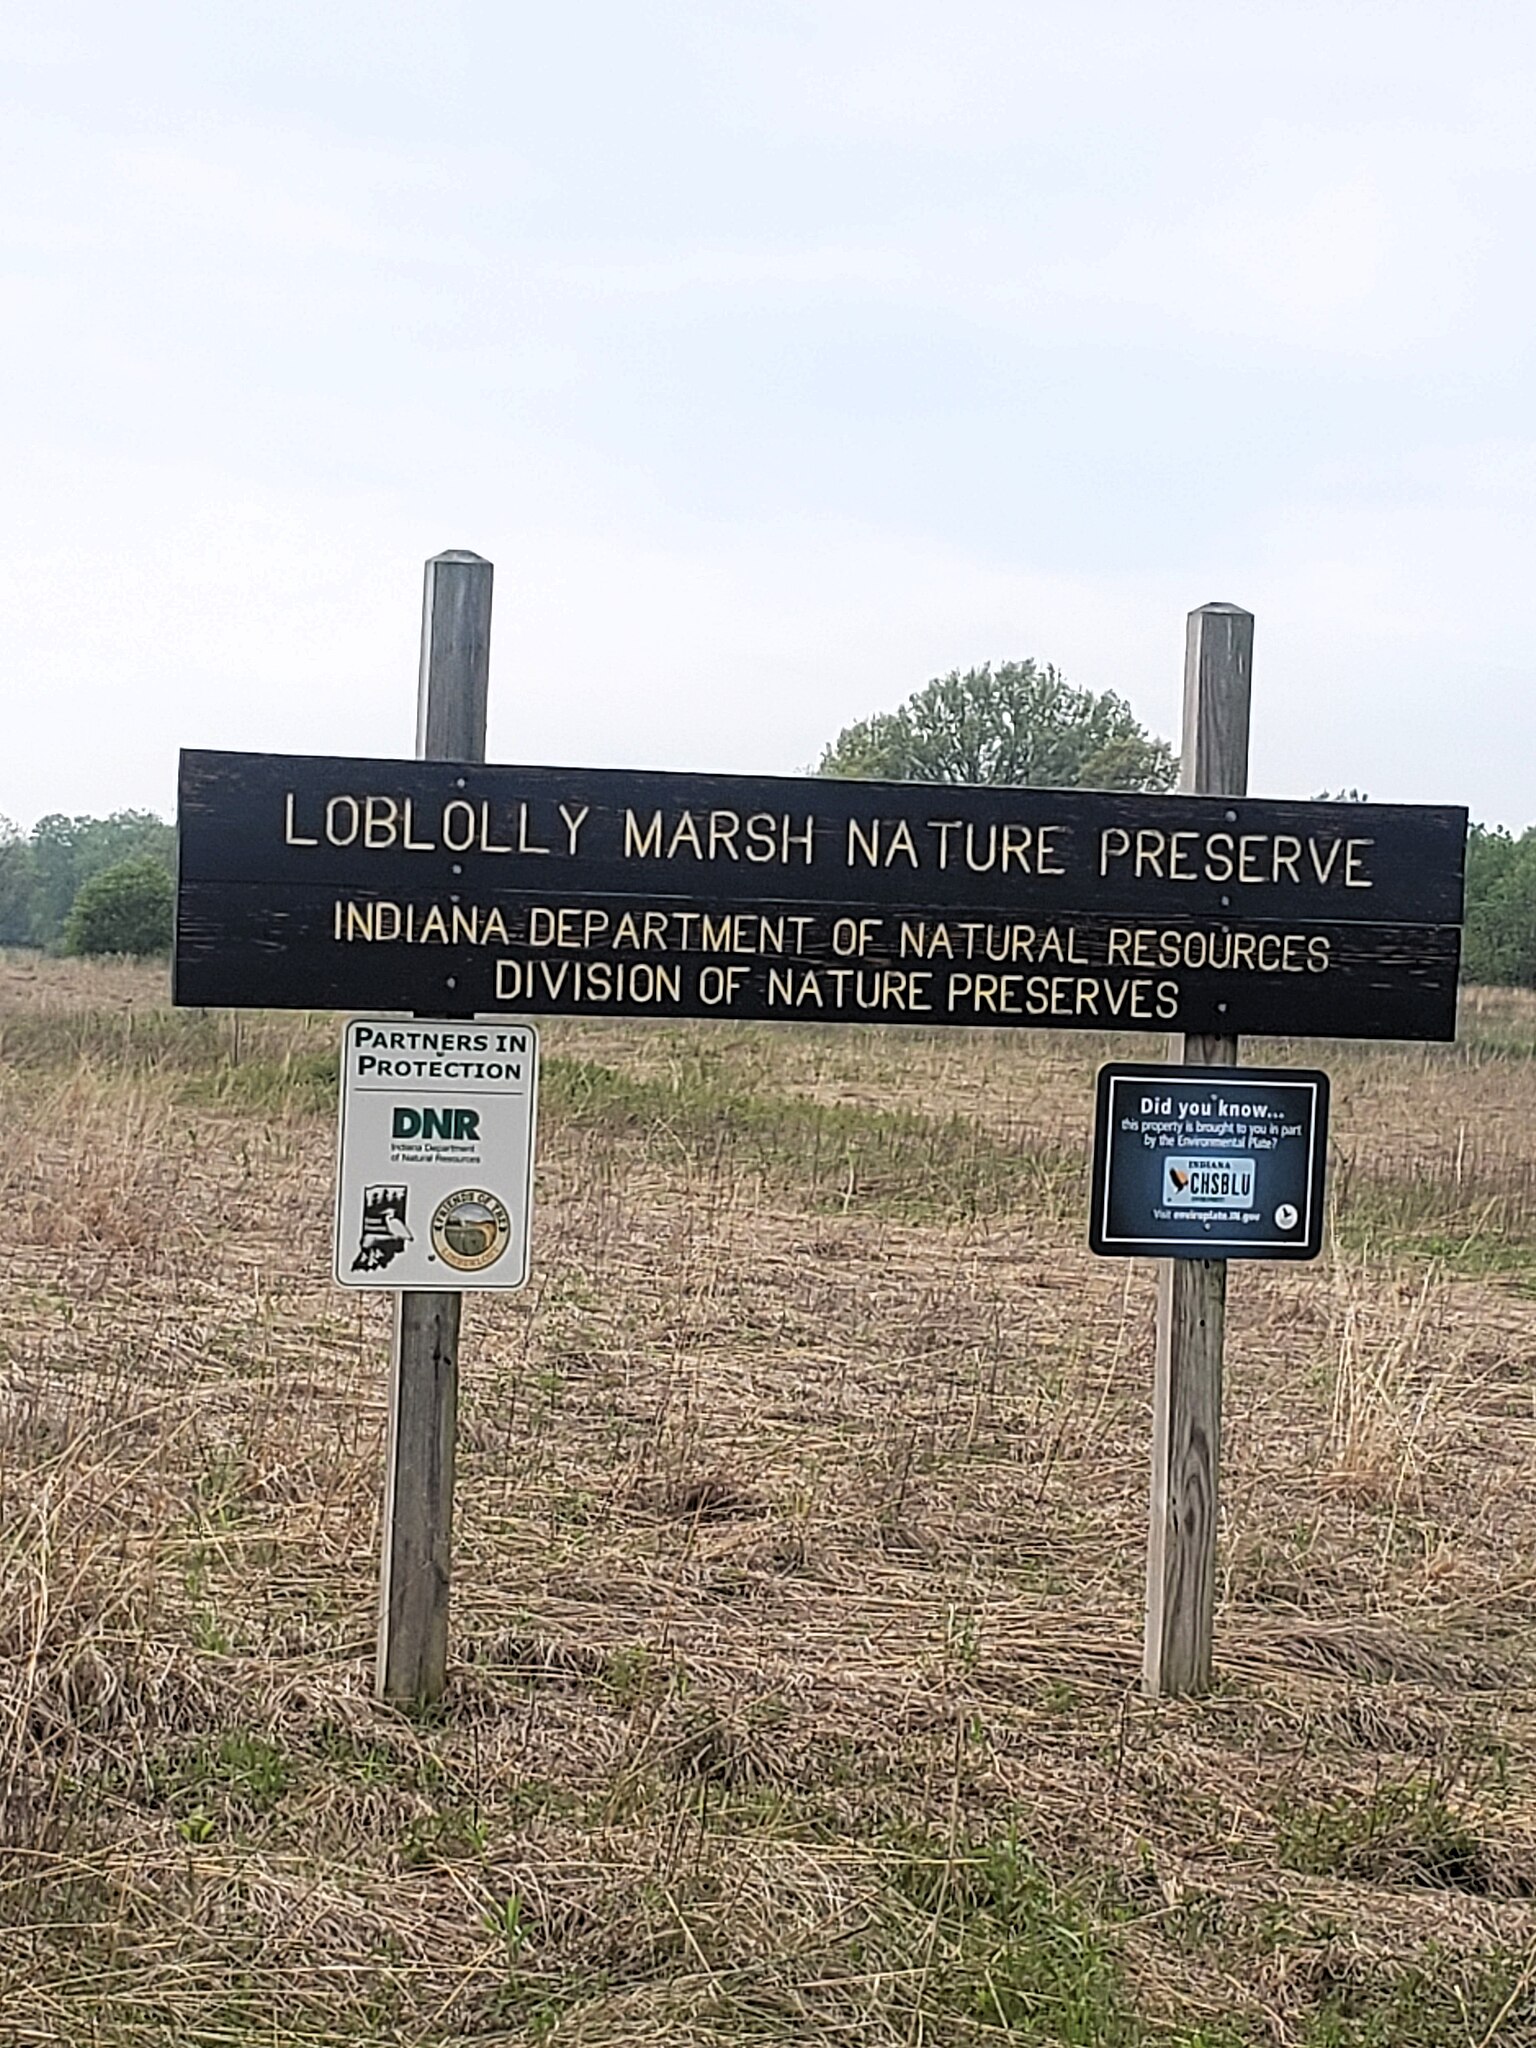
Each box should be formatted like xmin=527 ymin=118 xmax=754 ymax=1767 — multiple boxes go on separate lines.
xmin=3 ymin=953 xmax=1536 ymax=2045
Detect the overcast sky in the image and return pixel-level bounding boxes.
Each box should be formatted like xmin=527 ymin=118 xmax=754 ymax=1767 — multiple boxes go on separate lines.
xmin=5 ymin=2 xmax=1536 ymax=829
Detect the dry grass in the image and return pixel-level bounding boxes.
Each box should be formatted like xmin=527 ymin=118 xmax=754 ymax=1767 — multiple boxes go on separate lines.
xmin=3 ymin=953 xmax=1536 ymax=2044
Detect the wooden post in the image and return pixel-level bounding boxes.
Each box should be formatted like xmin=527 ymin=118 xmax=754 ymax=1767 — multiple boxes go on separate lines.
xmin=1143 ymin=602 xmax=1253 ymax=1699
xmin=377 ymin=550 xmax=494 ymax=1704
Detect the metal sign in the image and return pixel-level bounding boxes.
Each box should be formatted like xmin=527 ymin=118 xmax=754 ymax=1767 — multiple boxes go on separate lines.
xmin=175 ymin=749 xmax=1466 ymax=1040
xmin=1089 ymin=1062 xmax=1329 ymax=1260
xmin=333 ymin=1018 xmax=537 ymax=1290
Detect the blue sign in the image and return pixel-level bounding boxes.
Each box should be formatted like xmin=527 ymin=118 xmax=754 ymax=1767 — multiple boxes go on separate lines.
xmin=1089 ymin=1063 xmax=1329 ymax=1260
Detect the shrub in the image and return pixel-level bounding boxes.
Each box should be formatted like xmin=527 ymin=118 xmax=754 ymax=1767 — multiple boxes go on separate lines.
xmin=62 ymin=855 xmax=174 ymax=958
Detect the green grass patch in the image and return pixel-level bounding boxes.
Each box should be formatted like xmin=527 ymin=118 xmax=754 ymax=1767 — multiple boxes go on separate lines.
xmin=0 ymin=1008 xmax=1072 ymax=1219
xmin=1334 ymin=1194 xmax=1536 ymax=1288
xmin=887 ymin=1826 xmax=1141 ymax=2043
xmin=0 ymin=1005 xmax=341 ymax=1111
xmin=1278 ymin=1782 xmax=1488 ymax=1891
xmin=1301 ymin=1949 xmax=1534 ymax=2046
xmin=138 ymin=1729 xmax=292 ymax=1834
xmin=542 ymin=1054 xmax=1075 ymax=1221
xmin=178 ymin=1047 xmax=340 ymax=1113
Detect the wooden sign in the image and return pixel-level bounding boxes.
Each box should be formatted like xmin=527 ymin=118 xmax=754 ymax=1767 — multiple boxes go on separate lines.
xmin=174 ymin=749 xmax=1466 ymax=1041
xmin=1089 ymin=1062 xmax=1329 ymax=1260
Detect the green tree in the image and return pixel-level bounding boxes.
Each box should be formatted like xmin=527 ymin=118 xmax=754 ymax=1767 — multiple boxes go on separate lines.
xmin=1461 ymin=823 xmax=1536 ymax=987
xmin=62 ymin=855 xmax=175 ymax=958
xmin=0 ymin=819 xmax=36 ymax=947
xmin=818 ymin=660 xmax=1176 ymax=791
xmin=28 ymin=810 xmax=175 ymax=947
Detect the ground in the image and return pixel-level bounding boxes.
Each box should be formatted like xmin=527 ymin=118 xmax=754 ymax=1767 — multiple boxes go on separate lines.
xmin=2 ymin=953 xmax=1536 ymax=2045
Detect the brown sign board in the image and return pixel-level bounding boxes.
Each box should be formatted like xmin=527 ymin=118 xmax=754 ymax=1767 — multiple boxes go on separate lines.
xmin=174 ymin=750 xmax=1466 ymax=1040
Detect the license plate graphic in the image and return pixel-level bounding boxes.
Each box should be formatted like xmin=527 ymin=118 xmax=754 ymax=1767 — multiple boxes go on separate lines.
xmin=1162 ymin=1156 xmax=1256 ymax=1207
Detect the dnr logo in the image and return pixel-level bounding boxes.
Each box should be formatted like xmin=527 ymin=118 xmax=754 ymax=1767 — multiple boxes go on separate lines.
xmin=393 ymin=1106 xmax=481 ymax=1140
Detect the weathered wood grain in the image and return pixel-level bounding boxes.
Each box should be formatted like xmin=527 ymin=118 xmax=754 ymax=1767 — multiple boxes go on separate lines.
xmin=171 ymin=884 xmax=1462 ymax=1038
xmin=1144 ymin=603 xmax=1251 ymax=1700
xmin=174 ymin=749 xmax=1468 ymax=926
xmin=415 ymin=551 xmax=492 ymax=763
xmin=1146 ymin=1255 xmax=1226 ymax=1694
xmin=378 ymin=1290 xmax=460 ymax=1700
xmin=377 ymin=550 xmax=493 ymax=1707
xmin=172 ymin=722 xmax=1466 ymax=1042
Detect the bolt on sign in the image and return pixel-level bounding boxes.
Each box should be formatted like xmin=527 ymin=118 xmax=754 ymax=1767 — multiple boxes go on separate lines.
xmin=174 ymin=752 xmax=1467 ymax=1040
xmin=334 ymin=1018 xmax=537 ymax=1291
xmin=1089 ymin=1063 xmax=1330 ymax=1261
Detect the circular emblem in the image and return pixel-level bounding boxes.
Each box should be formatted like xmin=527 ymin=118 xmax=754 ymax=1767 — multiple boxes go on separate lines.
xmin=430 ymin=1188 xmax=512 ymax=1271
xmin=1274 ymin=1203 xmax=1299 ymax=1230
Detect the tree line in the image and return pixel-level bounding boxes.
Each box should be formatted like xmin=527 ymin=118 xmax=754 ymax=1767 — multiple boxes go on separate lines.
xmin=1463 ymin=826 xmax=1536 ymax=988
xmin=0 ymin=811 xmax=175 ymax=956
xmin=6 ymin=661 xmax=1532 ymax=983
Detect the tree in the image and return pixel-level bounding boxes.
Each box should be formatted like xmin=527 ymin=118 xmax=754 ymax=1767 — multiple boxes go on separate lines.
xmin=28 ymin=810 xmax=175 ymax=947
xmin=62 ymin=855 xmax=174 ymax=958
xmin=0 ymin=819 xmax=36 ymax=947
xmin=818 ymin=660 xmax=1176 ymax=791
xmin=1461 ymin=824 xmax=1536 ymax=988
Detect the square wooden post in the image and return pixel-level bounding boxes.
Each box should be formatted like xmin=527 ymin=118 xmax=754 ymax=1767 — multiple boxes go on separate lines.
xmin=1143 ymin=602 xmax=1253 ymax=1698
xmin=376 ymin=550 xmax=494 ymax=1705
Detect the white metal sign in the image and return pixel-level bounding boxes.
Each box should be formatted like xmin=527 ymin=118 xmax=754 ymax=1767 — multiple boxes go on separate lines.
xmin=334 ymin=1018 xmax=537 ymax=1290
